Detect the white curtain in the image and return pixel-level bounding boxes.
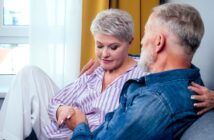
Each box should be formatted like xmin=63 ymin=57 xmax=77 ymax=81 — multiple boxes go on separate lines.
xmin=29 ymin=0 xmax=82 ymax=88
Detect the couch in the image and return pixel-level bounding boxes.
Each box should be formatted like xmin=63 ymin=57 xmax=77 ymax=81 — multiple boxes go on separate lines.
xmin=181 ymin=110 xmax=214 ymax=140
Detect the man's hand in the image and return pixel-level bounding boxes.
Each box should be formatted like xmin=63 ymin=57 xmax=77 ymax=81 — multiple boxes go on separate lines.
xmin=79 ymin=58 xmax=100 ymax=76
xmin=56 ymin=105 xmax=74 ymax=126
xmin=189 ymin=82 xmax=214 ymax=115
xmin=65 ymin=107 xmax=88 ymax=130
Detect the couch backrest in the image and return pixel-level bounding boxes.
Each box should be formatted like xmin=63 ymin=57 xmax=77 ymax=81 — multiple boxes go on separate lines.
xmin=181 ymin=110 xmax=214 ymax=140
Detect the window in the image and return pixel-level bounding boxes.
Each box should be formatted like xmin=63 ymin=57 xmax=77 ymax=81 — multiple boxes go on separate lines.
xmin=0 ymin=0 xmax=29 ymax=94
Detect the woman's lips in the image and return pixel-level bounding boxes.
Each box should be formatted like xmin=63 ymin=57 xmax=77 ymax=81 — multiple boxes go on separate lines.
xmin=102 ymin=59 xmax=112 ymax=64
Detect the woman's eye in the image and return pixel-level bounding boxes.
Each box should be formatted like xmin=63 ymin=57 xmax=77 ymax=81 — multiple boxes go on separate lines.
xmin=110 ymin=45 xmax=119 ymax=50
xmin=97 ymin=45 xmax=103 ymax=49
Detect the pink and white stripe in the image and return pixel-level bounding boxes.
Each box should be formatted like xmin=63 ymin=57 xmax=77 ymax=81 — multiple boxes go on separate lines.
xmin=43 ymin=63 xmax=145 ymax=139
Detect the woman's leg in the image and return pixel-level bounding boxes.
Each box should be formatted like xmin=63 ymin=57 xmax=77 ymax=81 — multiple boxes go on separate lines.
xmin=0 ymin=66 xmax=59 ymax=140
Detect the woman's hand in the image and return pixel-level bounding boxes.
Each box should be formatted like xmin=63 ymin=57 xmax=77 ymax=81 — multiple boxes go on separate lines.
xmin=65 ymin=107 xmax=88 ymax=131
xmin=56 ymin=105 xmax=74 ymax=126
xmin=189 ymin=82 xmax=214 ymax=115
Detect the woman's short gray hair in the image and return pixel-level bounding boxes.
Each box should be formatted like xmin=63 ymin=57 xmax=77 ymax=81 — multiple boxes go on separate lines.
xmin=90 ymin=9 xmax=134 ymax=43
xmin=153 ymin=3 xmax=204 ymax=54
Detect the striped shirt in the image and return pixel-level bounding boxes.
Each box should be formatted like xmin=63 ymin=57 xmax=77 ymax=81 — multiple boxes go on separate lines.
xmin=43 ymin=63 xmax=145 ymax=139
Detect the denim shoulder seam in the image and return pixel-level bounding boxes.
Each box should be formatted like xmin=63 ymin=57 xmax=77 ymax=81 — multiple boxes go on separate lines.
xmin=139 ymin=88 xmax=173 ymax=116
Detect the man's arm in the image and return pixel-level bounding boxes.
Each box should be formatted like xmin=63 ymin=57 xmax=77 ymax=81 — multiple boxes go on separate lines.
xmin=79 ymin=58 xmax=100 ymax=76
xmin=68 ymin=92 xmax=170 ymax=140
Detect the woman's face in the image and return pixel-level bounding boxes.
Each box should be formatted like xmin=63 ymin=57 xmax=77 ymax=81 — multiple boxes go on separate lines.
xmin=94 ymin=33 xmax=130 ymax=71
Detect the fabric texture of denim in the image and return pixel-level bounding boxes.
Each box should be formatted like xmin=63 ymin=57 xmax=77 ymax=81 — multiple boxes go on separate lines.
xmin=71 ymin=65 xmax=203 ymax=140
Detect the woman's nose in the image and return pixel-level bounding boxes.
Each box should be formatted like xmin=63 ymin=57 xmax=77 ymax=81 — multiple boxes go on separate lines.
xmin=102 ymin=47 xmax=110 ymax=57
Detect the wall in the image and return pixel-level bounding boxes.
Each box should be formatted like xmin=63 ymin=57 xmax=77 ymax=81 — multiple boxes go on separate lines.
xmin=167 ymin=0 xmax=214 ymax=89
xmin=0 ymin=99 xmax=3 ymax=109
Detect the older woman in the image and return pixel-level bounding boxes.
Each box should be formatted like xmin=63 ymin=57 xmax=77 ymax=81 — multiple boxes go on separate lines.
xmin=0 ymin=9 xmax=145 ymax=140
xmin=43 ymin=9 xmax=145 ymax=139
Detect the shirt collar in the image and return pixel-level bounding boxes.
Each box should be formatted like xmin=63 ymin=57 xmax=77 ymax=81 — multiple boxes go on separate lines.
xmin=93 ymin=62 xmax=139 ymax=79
xmin=138 ymin=64 xmax=201 ymax=86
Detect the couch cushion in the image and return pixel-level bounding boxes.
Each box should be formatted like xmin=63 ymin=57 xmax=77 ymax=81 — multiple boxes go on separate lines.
xmin=181 ymin=110 xmax=214 ymax=140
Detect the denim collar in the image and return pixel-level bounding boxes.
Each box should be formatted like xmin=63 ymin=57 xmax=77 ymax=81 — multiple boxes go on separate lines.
xmin=138 ymin=64 xmax=201 ymax=86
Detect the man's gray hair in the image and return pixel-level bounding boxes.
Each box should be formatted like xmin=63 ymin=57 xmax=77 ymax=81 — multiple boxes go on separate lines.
xmin=90 ymin=9 xmax=134 ymax=43
xmin=153 ymin=3 xmax=205 ymax=54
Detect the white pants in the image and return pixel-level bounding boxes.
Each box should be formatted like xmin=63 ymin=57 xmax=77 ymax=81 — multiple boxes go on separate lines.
xmin=0 ymin=66 xmax=59 ymax=140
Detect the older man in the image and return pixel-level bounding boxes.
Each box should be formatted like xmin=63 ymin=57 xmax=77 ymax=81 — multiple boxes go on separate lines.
xmin=66 ymin=3 xmax=205 ymax=140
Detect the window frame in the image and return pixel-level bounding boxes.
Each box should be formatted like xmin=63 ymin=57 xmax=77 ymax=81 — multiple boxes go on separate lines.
xmin=0 ymin=0 xmax=29 ymax=96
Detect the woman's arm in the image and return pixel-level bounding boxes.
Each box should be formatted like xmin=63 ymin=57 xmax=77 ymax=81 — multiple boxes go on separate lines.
xmin=48 ymin=73 xmax=88 ymax=123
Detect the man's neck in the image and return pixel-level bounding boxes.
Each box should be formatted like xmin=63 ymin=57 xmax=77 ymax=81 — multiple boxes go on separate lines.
xmin=149 ymin=59 xmax=192 ymax=74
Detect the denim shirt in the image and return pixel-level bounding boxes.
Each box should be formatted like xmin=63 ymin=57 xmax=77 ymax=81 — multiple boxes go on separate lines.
xmin=71 ymin=65 xmax=203 ymax=140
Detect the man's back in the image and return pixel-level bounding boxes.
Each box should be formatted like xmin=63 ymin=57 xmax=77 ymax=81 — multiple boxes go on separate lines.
xmin=140 ymin=66 xmax=203 ymax=139
xmin=77 ymin=65 xmax=203 ymax=140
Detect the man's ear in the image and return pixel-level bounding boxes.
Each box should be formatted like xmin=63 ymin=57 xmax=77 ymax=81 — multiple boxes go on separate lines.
xmin=155 ymin=34 xmax=165 ymax=53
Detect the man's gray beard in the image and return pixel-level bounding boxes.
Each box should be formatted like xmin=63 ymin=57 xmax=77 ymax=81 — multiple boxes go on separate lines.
xmin=138 ymin=48 xmax=154 ymax=73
